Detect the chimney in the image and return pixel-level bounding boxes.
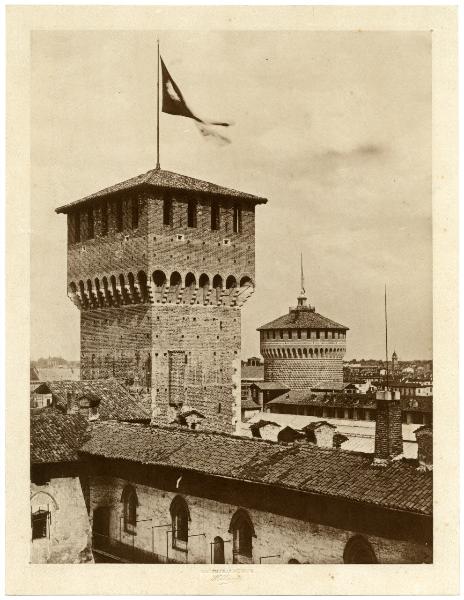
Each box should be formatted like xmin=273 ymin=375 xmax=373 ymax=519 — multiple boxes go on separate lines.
xmin=373 ymin=390 xmax=403 ymax=465
xmin=414 ymin=425 xmax=432 ymax=471
xmin=66 ymin=391 xmax=78 ymax=414
xmin=302 ymin=421 xmax=337 ymax=448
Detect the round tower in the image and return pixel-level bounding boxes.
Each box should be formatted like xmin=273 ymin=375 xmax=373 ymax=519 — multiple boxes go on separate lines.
xmin=257 ymin=257 xmax=348 ymax=391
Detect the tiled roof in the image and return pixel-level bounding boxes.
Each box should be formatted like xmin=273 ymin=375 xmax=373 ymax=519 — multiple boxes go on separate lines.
xmin=241 ymin=396 xmax=261 ymax=411
xmin=241 ymin=365 xmax=264 ymax=380
xmin=251 ymin=381 xmax=290 ymax=391
xmin=312 ymin=382 xmax=350 ymax=391
xmin=81 ymin=421 xmax=432 ymax=515
xmin=257 ymin=308 xmax=348 ymax=331
xmin=31 ymin=411 xmax=90 ymax=464
xmin=44 ymin=380 xmax=151 ymax=422
xmin=55 ymin=168 xmax=267 ymax=213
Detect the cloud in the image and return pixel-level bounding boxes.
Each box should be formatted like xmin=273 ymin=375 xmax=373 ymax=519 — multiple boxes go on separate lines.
xmin=320 ymin=143 xmax=385 ymax=160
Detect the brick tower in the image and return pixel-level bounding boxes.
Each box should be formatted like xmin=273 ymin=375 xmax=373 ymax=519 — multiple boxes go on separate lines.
xmin=56 ymin=168 xmax=267 ymax=433
xmin=257 ymin=259 xmax=348 ymax=391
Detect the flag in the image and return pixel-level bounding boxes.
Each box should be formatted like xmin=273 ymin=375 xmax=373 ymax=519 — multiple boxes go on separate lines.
xmin=160 ymin=56 xmax=232 ymax=144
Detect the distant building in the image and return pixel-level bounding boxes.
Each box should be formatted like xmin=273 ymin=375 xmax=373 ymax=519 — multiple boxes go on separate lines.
xmin=264 ymin=389 xmax=432 ymax=426
xmin=391 ymin=382 xmax=433 ymax=398
xmin=30 ymin=366 xmax=81 ymax=382
xmin=240 ymin=363 xmax=264 ymax=405
xmin=244 ymin=356 xmax=262 ymax=367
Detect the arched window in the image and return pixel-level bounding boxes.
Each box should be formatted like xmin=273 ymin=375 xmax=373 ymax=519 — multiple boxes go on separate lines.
xmin=170 ymin=271 xmax=182 ymax=287
xmin=212 ymin=275 xmax=223 ymax=303
xmin=239 ymin=276 xmax=253 ymax=288
xmin=198 ymin=274 xmax=210 ymax=304
xmin=170 ymin=496 xmax=190 ymax=550
xmin=121 ymin=485 xmax=138 ymax=534
xmin=226 ymin=275 xmax=237 ymax=289
xmin=229 ymin=509 xmax=255 ymax=563
xmin=213 ymin=536 xmax=225 ymax=564
xmin=185 ymin=272 xmax=196 ymax=289
xmin=137 ymin=270 xmax=149 ymax=302
xmin=343 ymin=535 xmax=377 ymax=564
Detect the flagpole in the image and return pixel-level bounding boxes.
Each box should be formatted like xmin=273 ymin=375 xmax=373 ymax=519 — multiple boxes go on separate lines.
xmin=156 ymin=38 xmax=160 ymax=170
xmin=385 ymin=284 xmax=389 ymax=391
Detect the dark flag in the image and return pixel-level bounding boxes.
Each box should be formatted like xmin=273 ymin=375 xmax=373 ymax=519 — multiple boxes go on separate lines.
xmin=160 ymin=56 xmax=232 ymax=144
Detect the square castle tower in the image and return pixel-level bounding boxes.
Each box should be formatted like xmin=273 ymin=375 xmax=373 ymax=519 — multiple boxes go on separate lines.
xmin=56 ymin=168 xmax=267 ymax=433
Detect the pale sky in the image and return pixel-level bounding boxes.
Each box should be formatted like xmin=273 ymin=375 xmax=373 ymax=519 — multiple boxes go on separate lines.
xmin=31 ymin=30 xmax=432 ymax=361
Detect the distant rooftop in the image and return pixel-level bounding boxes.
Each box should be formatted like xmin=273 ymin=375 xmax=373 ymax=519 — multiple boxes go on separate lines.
xmin=36 ymin=379 xmax=151 ymax=423
xmin=244 ymin=412 xmax=423 ymax=460
xmin=55 ymin=168 xmax=267 ymax=213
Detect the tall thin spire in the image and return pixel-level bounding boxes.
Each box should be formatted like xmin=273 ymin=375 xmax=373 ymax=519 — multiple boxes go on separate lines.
xmin=300 ymin=252 xmax=305 ymax=296
xmin=297 ymin=253 xmax=308 ymax=308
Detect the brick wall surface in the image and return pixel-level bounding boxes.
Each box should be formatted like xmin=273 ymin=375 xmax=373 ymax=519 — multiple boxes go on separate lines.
xmin=89 ymin=475 xmax=432 ymax=564
xmin=264 ymin=357 xmax=343 ymax=390
xmin=30 ymin=477 xmax=93 ymax=564
xmin=146 ymin=192 xmax=255 ymax=284
xmin=80 ymin=304 xmax=241 ymax=433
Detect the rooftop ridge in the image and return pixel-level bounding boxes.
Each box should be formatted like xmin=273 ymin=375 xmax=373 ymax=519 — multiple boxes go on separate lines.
xmin=56 ymin=167 xmax=267 ymax=213
xmin=79 ymin=420 xmax=432 ymax=515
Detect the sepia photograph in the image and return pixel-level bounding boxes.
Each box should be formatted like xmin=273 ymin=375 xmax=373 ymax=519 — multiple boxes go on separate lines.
xmin=5 ymin=4 xmax=459 ymax=595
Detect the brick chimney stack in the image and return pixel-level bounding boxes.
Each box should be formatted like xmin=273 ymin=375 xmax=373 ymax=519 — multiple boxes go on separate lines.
xmin=373 ymin=390 xmax=403 ymax=465
xmin=414 ymin=425 xmax=432 ymax=471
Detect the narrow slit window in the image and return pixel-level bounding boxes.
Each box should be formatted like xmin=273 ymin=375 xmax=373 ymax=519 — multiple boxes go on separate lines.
xmin=211 ymin=202 xmax=220 ymax=230
xmin=74 ymin=211 xmax=81 ymax=243
xmin=101 ymin=201 xmax=108 ymax=236
xmin=131 ymin=197 xmax=139 ymax=229
xmin=115 ymin=200 xmax=123 ymax=232
xmin=87 ymin=207 xmax=94 ymax=239
xmin=163 ymin=194 xmax=172 ymax=226
xmin=187 ymin=198 xmax=197 ymax=228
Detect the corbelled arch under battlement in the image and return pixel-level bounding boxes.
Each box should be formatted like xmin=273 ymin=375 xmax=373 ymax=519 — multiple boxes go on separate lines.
xmin=68 ymin=269 xmax=255 ymax=310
